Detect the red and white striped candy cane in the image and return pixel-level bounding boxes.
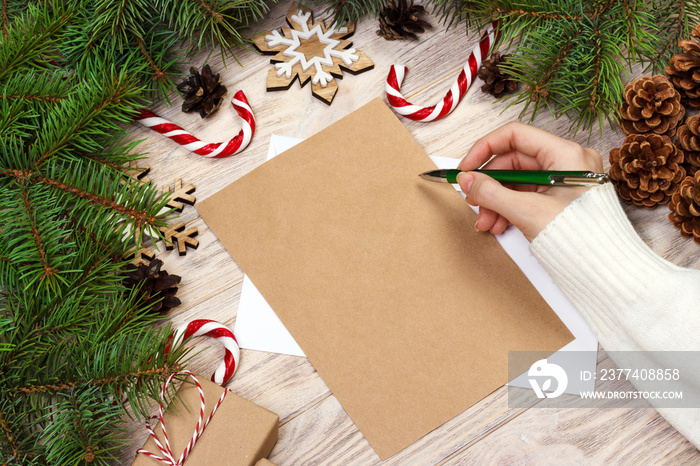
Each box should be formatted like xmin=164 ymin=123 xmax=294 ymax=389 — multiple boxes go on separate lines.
xmin=167 ymin=319 xmax=241 ymax=386
xmin=386 ymin=22 xmax=499 ymax=122
xmin=136 ymin=370 xmax=230 ymax=465
xmin=135 ymin=90 xmax=255 ymax=158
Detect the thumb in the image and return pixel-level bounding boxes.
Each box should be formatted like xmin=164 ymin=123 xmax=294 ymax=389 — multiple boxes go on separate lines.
xmin=457 ymin=171 xmax=535 ymax=228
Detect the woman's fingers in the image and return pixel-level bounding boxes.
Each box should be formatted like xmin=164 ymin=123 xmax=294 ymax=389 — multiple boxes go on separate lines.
xmin=458 ymin=121 xmax=581 ymax=171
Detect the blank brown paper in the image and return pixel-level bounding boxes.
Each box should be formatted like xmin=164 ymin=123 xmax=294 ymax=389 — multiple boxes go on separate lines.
xmin=197 ymin=98 xmax=573 ymax=459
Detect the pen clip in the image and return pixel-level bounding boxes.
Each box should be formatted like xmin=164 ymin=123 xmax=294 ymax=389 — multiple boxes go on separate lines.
xmin=549 ymin=172 xmax=609 ymax=186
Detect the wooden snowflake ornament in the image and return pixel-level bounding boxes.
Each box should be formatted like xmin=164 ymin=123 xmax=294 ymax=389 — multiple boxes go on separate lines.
xmin=159 ymin=221 xmax=199 ymax=256
xmin=121 ymin=161 xmax=151 ymax=186
xmin=252 ymin=6 xmax=374 ymax=105
xmin=163 ymin=179 xmax=196 ymax=212
xmin=124 ymin=247 xmax=155 ymax=267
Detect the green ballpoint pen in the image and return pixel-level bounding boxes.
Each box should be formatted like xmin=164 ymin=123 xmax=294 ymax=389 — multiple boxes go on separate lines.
xmin=419 ymin=169 xmax=609 ymax=186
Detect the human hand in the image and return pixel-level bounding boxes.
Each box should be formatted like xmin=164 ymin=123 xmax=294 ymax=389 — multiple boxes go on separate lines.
xmin=456 ymin=122 xmax=604 ymax=241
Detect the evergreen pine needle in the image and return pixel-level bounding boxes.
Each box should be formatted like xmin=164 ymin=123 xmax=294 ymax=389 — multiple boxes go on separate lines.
xmin=0 ymin=0 xmax=264 ymax=463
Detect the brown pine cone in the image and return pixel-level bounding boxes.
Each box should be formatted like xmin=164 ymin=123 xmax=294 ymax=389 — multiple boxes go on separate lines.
xmin=123 ymin=259 xmax=181 ymax=313
xmin=619 ymin=75 xmax=685 ymax=137
xmin=665 ymin=24 xmax=700 ymax=108
xmin=675 ymin=116 xmax=700 ymax=176
xmin=668 ymin=171 xmax=700 ymax=243
xmin=176 ymin=65 xmax=227 ymax=118
xmin=478 ymin=52 xmax=519 ymax=98
xmin=377 ymin=0 xmax=431 ymax=41
xmin=609 ymin=133 xmax=686 ymax=207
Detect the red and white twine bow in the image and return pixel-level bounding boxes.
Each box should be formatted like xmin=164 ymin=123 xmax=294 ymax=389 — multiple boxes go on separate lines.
xmin=165 ymin=319 xmax=241 ymax=386
xmin=135 ymin=90 xmax=255 ymax=158
xmin=136 ymin=370 xmax=229 ymax=465
xmin=385 ymin=22 xmax=500 ymax=122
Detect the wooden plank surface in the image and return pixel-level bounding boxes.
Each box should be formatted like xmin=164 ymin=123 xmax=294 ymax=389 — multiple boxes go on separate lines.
xmin=119 ymin=1 xmax=700 ymax=463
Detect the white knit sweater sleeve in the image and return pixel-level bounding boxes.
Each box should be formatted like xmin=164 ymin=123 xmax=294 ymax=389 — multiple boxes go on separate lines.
xmin=530 ymin=182 xmax=700 ymax=449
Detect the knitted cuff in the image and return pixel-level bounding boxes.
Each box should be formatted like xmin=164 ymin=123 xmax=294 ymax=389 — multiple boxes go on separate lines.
xmin=529 ymin=183 xmax=680 ymax=351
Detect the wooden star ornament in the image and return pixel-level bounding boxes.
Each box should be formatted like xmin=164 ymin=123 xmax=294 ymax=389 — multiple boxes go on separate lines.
xmin=252 ymin=6 xmax=374 ymax=105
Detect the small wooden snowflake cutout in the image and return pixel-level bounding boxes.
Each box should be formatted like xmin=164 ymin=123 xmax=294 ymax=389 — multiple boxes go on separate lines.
xmin=158 ymin=221 xmax=199 ymax=256
xmin=162 ymin=179 xmax=196 ymax=212
xmin=124 ymin=247 xmax=155 ymax=267
xmin=252 ymin=6 xmax=374 ymax=105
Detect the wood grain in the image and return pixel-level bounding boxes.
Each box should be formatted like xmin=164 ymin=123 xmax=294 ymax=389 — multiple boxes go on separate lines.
xmin=120 ymin=0 xmax=700 ymax=463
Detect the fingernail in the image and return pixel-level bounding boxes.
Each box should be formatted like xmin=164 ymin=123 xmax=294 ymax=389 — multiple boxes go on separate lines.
xmin=457 ymin=173 xmax=474 ymax=193
xmin=474 ymin=220 xmax=481 ymax=232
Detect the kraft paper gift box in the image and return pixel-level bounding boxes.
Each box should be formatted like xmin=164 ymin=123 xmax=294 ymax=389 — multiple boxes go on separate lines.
xmin=133 ymin=375 xmax=278 ymax=466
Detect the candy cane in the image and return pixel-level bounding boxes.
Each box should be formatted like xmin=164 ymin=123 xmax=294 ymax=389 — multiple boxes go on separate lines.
xmin=386 ymin=22 xmax=499 ymax=122
xmin=166 ymin=319 xmax=241 ymax=386
xmin=136 ymin=90 xmax=255 ymax=158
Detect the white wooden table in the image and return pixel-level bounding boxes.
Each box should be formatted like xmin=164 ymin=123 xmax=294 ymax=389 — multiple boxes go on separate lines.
xmin=119 ymin=1 xmax=700 ymax=463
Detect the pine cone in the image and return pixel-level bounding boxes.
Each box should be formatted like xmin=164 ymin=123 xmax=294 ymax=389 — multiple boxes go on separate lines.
xmin=176 ymin=65 xmax=227 ymax=118
xmin=609 ymin=133 xmax=686 ymax=207
xmin=665 ymin=24 xmax=700 ymax=108
xmin=675 ymin=116 xmax=700 ymax=176
xmin=619 ymin=75 xmax=685 ymax=137
xmin=377 ymin=0 xmax=431 ymax=41
xmin=668 ymin=171 xmax=700 ymax=243
xmin=123 ymin=259 xmax=181 ymax=313
xmin=477 ymin=52 xmax=519 ymax=98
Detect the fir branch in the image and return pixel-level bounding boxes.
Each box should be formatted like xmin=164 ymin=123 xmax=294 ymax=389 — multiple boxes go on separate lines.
xmin=0 ymin=101 xmax=35 ymax=140
xmin=527 ymin=29 xmax=581 ymax=102
xmin=18 ymin=184 xmax=56 ymax=280
xmin=87 ymin=0 xmax=152 ymax=47
xmin=30 ymin=68 xmax=143 ymax=167
xmin=298 ymin=0 xmax=386 ymax=26
xmin=0 ymin=410 xmax=18 ymax=461
xmin=492 ymin=5 xmax=584 ymax=21
xmin=0 ymin=72 xmax=68 ymax=106
xmin=132 ymin=34 xmax=166 ymax=82
xmin=0 ymin=2 xmax=72 ymax=81
xmin=452 ymin=0 xmax=677 ymax=133
xmin=0 ymin=71 xmax=69 ymax=136
xmin=157 ymin=0 xmax=270 ymax=55
xmin=590 ymin=28 xmax=602 ymax=110
xmin=0 ymin=167 xmax=164 ymax=235
xmin=36 ymin=158 xmax=171 ymax=247
xmin=2 ymin=0 xmax=9 ymax=39
xmin=78 ymin=134 xmax=145 ymax=174
xmin=35 ymin=320 xmax=81 ymax=338
xmin=68 ymin=219 xmax=124 ymax=263
xmin=36 ymin=175 xmax=159 ymax=228
xmin=195 ymin=0 xmax=225 ymax=23
xmin=492 ymin=0 xmax=613 ymax=22
xmin=41 ymin=386 xmax=126 ymax=465
xmin=642 ymin=0 xmax=700 ymax=70
xmin=67 ymin=397 xmax=91 ymax=463
xmin=1 ymin=0 xmax=34 ymax=24
xmin=0 ymin=0 xmax=272 ymax=460
xmin=0 ymin=94 xmax=62 ymax=104
xmin=11 ymin=365 xmax=178 ymax=395
xmin=591 ymin=0 xmax=615 ymax=18
xmin=0 ymin=396 xmax=46 ymax=464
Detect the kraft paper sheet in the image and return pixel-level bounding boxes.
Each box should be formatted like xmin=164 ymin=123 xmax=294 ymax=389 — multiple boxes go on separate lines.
xmin=197 ymin=98 xmax=573 ymax=459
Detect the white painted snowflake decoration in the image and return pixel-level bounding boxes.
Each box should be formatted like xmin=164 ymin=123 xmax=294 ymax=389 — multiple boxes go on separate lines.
xmin=252 ymin=6 xmax=374 ymax=105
